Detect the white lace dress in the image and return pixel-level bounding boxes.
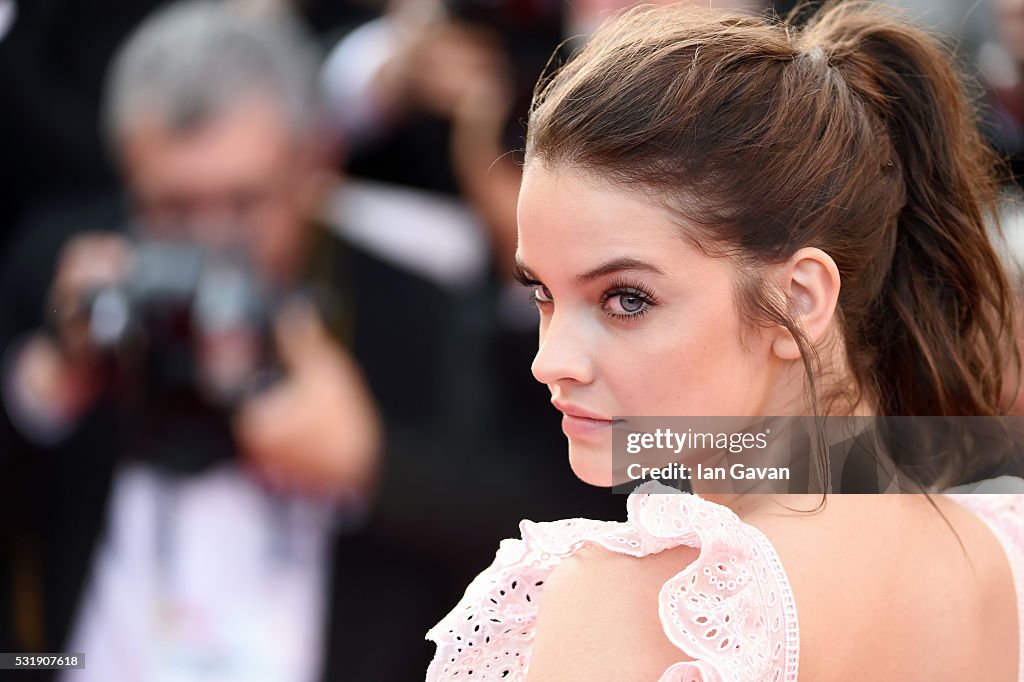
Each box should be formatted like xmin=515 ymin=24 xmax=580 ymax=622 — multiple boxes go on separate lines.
xmin=425 ymin=482 xmax=1024 ymax=681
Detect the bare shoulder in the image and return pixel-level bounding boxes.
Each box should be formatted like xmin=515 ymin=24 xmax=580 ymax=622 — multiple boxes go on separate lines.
xmin=745 ymin=494 xmax=1016 ymax=682
xmin=526 ymin=543 xmax=699 ymax=681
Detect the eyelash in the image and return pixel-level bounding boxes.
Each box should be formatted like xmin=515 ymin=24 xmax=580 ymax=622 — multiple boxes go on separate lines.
xmin=513 ymin=270 xmax=659 ymax=321
xmin=601 ymin=279 xmax=658 ymax=320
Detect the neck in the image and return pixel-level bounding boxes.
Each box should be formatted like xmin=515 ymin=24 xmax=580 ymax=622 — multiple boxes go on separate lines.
xmin=697 ymin=491 xmax=777 ymax=516
xmin=686 ymin=412 xmax=879 ymax=516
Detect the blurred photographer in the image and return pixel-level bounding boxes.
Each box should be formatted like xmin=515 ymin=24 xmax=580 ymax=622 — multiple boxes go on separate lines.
xmin=3 ymin=2 xmax=381 ymax=679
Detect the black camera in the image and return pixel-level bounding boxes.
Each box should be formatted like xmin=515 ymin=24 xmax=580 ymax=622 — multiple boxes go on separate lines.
xmin=81 ymin=239 xmax=279 ymax=473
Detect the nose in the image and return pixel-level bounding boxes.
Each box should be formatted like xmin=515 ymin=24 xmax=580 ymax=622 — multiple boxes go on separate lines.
xmin=531 ymin=311 xmax=594 ymax=387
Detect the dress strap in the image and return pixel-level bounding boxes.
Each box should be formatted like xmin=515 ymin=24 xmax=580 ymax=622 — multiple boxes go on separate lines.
xmin=628 ymin=483 xmax=799 ymax=682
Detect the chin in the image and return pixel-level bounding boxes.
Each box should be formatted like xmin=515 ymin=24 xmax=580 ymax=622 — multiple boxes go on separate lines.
xmin=567 ymin=441 xmax=615 ymax=487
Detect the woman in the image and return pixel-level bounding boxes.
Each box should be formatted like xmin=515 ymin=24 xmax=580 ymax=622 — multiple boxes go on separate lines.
xmin=426 ymin=3 xmax=1024 ymax=680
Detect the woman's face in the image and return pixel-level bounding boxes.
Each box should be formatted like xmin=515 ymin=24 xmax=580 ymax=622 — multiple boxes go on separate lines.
xmin=516 ymin=163 xmax=793 ymax=486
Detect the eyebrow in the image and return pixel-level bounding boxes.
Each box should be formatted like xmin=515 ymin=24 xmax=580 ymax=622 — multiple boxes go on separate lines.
xmin=514 ymin=256 xmax=666 ymax=284
xmin=574 ymin=257 xmax=666 ymax=283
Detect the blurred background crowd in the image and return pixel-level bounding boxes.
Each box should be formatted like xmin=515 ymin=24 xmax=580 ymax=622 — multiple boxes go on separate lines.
xmin=0 ymin=0 xmax=1021 ymax=680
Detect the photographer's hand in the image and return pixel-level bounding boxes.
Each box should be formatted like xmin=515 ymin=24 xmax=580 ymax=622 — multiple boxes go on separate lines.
xmin=234 ymin=300 xmax=382 ymax=502
xmin=387 ymin=17 xmax=508 ymax=120
xmin=48 ymin=232 xmax=134 ymax=367
xmin=448 ymin=57 xmax=519 ymax=280
xmin=7 ymin=233 xmax=132 ymax=440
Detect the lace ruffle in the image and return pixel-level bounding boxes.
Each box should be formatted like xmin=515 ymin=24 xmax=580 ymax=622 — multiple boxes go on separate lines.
xmin=425 ymin=482 xmax=800 ymax=681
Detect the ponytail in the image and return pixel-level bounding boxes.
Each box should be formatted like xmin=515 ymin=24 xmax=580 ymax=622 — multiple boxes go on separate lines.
xmin=799 ymin=3 xmax=1017 ymax=423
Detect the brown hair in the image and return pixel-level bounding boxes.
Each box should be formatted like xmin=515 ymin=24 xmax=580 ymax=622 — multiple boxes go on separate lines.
xmin=525 ymin=1 xmax=1019 ymax=487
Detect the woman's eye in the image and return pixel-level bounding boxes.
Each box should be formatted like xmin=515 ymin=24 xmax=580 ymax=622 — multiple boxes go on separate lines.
xmin=532 ymin=285 xmax=553 ymax=304
xmin=604 ymin=291 xmax=650 ymax=317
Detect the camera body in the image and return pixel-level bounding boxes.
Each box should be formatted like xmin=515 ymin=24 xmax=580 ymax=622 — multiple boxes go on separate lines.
xmin=83 ymin=239 xmax=279 ymax=472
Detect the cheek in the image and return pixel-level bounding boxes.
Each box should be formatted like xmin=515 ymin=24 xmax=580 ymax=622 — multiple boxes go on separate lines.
xmin=606 ymin=307 xmax=767 ymax=416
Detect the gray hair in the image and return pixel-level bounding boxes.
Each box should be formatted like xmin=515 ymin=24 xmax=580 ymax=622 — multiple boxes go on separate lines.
xmin=105 ymin=0 xmax=321 ymax=141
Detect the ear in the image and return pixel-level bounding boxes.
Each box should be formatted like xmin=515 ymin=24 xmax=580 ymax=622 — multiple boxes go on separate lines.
xmin=770 ymin=247 xmax=841 ymax=361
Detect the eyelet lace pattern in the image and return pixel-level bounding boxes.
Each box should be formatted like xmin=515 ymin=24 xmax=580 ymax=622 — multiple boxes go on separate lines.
xmin=427 ymin=487 xmax=1024 ymax=681
xmin=425 ymin=482 xmax=800 ymax=681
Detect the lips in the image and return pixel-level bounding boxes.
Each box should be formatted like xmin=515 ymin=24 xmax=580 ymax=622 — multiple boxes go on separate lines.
xmin=552 ymin=400 xmax=620 ymax=439
xmin=552 ymin=401 xmax=609 ymax=421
